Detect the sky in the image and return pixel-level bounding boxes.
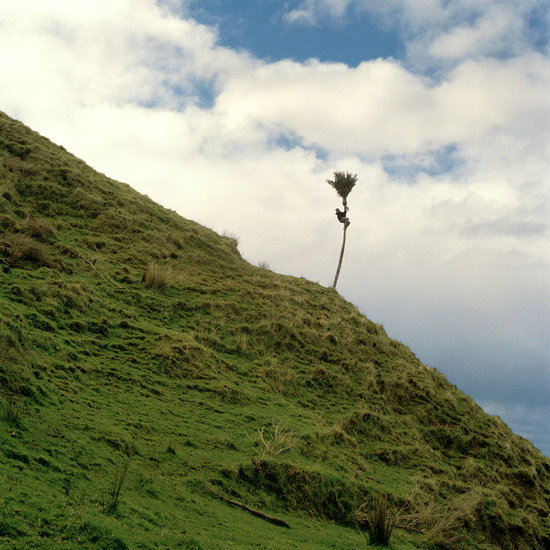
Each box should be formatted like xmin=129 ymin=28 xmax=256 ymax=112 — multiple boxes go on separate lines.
xmin=0 ymin=0 xmax=549 ymax=455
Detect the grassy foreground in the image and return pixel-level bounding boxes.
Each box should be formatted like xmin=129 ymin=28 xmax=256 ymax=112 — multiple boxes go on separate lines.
xmin=1 ymin=110 xmax=549 ymax=549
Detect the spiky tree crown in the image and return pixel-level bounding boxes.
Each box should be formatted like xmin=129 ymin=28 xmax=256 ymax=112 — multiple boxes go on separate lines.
xmin=327 ymin=171 xmax=357 ymax=206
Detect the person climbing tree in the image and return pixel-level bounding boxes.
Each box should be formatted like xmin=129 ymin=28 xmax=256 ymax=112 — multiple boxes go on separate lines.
xmin=327 ymin=171 xmax=357 ymax=289
xmin=335 ymin=207 xmax=350 ymax=227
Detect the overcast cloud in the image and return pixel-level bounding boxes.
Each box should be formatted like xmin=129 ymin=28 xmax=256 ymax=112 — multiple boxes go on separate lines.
xmin=0 ymin=0 xmax=548 ymax=454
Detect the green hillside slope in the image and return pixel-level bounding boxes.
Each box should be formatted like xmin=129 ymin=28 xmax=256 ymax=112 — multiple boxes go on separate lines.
xmin=1 ymin=110 xmax=549 ymax=549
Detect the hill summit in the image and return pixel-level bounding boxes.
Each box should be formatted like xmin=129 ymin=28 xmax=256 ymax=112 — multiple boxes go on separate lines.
xmin=1 ymin=110 xmax=549 ymax=549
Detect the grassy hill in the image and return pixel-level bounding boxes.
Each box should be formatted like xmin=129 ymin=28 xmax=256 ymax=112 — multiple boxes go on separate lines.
xmin=1 ymin=109 xmax=549 ymax=549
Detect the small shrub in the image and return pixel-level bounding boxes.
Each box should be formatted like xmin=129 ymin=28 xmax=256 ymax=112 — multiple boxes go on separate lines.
xmin=355 ymin=493 xmax=397 ymax=546
xmin=143 ymin=262 xmax=172 ymax=289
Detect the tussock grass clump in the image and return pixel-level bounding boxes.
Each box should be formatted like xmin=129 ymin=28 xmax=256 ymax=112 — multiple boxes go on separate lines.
xmin=1 ymin=233 xmax=52 ymax=267
xmin=154 ymin=332 xmax=220 ymax=378
xmin=103 ymin=460 xmax=130 ymax=515
xmin=399 ymin=491 xmax=482 ymax=549
xmin=355 ymin=493 xmax=398 ymax=546
xmin=17 ymin=214 xmax=56 ymax=241
xmin=143 ymin=262 xmax=173 ymax=289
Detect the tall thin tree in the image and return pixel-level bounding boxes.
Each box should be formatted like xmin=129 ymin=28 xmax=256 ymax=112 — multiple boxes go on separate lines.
xmin=327 ymin=171 xmax=357 ymax=289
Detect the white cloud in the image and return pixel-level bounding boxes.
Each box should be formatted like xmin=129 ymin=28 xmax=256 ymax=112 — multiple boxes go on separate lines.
xmin=285 ymin=0 xmax=546 ymax=66
xmin=284 ymin=0 xmax=352 ymax=24
xmin=0 ymin=0 xmax=548 ymax=453
xmin=428 ymin=5 xmax=525 ymax=59
xmin=0 ymin=0 xmax=251 ymax=123
xmin=213 ymin=52 xmax=550 ymax=200
xmin=290 ymin=0 xmax=447 ymax=27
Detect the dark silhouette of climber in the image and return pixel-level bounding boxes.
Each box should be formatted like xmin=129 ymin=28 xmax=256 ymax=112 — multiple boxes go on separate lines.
xmin=335 ymin=206 xmax=350 ymax=228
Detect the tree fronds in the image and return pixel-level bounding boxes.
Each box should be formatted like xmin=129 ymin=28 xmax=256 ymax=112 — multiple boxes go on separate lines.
xmin=327 ymin=171 xmax=357 ymax=205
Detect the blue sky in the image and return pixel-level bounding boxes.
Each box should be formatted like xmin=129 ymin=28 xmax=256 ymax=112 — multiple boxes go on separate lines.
xmin=0 ymin=0 xmax=548 ymax=455
xmin=185 ymin=0 xmax=403 ymax=65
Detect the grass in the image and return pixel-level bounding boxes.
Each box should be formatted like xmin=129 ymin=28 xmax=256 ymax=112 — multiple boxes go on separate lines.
xmin=103 ymin=460 xmax=130 ymax=515
xmin=1 ymin=233 xmax=53 ymax=267
xmin=142 ymin=262 xmax=173 ymax=289
xmin=355 ymin=493 xmax=398 ymax=546
xmin=0 ymin=109 xmax=549 ymax=549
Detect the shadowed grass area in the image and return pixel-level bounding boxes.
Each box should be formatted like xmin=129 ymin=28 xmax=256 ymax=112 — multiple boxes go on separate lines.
xmin=1 ymin=110 xmax=549 ymax=549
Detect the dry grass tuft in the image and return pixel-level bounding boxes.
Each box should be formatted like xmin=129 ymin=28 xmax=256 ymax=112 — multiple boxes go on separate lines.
xmin=355 ymin=492 xmax=398 ymax=546
xmin=399 ymin=490 xmax=484 ymax=549
xmin=1 ymin=233 xmax=52 ymax=266
xmin=248 ymin=421 xmax=299 ymax=457
xmin=143 ymin=262 xmax=173 ymax=289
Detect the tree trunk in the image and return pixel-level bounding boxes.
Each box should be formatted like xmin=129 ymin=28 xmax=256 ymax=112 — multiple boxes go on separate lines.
xmin=332 ymin=223 xmax=348 ymax=289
